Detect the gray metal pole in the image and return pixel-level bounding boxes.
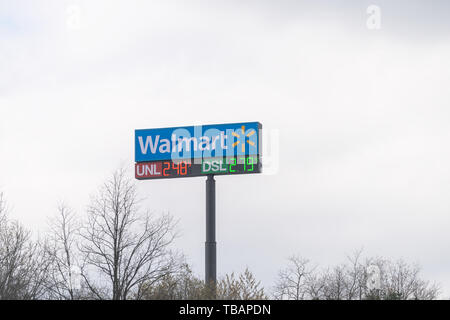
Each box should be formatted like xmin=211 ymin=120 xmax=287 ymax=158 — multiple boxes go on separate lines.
xmin=205 ymin=174 xmax=216 ymax=296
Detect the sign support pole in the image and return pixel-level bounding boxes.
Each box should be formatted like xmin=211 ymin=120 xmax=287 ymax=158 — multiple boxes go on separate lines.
xmin=205 ymin=174 xmax=216 ymax=298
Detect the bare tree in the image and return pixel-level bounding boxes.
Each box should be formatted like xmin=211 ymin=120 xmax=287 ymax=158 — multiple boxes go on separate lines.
xmin=274 ymin=251 xmax=440 ymax=300
xmin=217 ymin=268 xmax=266 ymax=300
xmin=273 ymin=256 xmax=316 ymax=300
xmin=0 ymin=193 xmax=51 ymax=299
xmin=140 ymin=262 xmax=206 ymax=300
xmin=0 ymin=193 xmax=6 ymax=224
xmin=45 ymin=203 xmax=82 ymax=299
xmin=344 ymin=249 xmax=367 ymax=299
xmin=78 ymin=168 xmax=179 ymax=300
xmin=321 ymin=250 xmax=366 ymax=300
xmin=140 ymin=266 xmax=266 ymax=300
xmin=369 ymin=258 xmax=440 ymax=300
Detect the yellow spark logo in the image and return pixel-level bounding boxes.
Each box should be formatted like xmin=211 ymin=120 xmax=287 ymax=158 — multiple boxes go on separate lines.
xmin=231 ymin=125 xmax=256 ymax=152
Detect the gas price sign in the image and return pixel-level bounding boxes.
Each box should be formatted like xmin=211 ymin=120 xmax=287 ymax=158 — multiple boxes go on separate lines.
xmin=135 ymin=156 xmax=261 ymax=180
xmin=134 ymin=122 xmax=262 ymax=180
xmin=135 ymin=122 xmax=263 ymax=293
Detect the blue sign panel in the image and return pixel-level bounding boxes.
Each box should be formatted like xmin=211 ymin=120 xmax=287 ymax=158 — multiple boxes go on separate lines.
xmin=135 ymin=122 xmax=262 ymax=162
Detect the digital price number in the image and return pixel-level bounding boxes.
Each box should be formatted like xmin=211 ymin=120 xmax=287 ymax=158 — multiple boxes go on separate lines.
xmin=162 ymin=161 xmax=192 ymax=176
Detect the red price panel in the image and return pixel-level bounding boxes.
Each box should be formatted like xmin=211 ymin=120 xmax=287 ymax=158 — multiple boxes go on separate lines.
xmin=135 ymin=162 xmax=163 ymax=179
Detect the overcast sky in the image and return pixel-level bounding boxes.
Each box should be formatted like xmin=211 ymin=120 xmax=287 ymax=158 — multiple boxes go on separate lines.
xmin=2 ymin=0 xmax=450 ymax=297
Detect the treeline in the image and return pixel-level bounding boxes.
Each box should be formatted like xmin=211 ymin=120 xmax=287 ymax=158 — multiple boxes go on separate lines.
xmin=0 ymin=169 xmax=440 ymax=300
